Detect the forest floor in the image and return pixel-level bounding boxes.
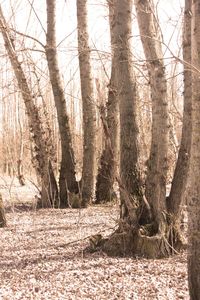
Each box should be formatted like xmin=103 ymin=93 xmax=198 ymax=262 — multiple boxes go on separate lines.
xmin=0 ymin=177 xmax=189 ymax=300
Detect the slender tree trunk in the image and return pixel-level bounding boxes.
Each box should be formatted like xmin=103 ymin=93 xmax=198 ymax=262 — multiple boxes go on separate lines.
xmin=95 ymin=1 xmax=119 ymax=204
xmin=167 ymin=0 xmax=192 ymax=218
xmin=17 ymin=94 xmax=26 ymax=186
xmin=0 ymin=5 xmax=58 ymax=207
xmin=135 ymin=0 xmax=169 ymax=232
xmin=77 ymin=0 xmax=96 ymax=207
xmin=0 ymin=193 xmax=6 ymax=228
xmin=2 ymin=98 xmax=8 ymax=175
xmin=188 ymin=0 xmax=200 ymax=297
xmin=46 ymin=0 xmax=78 ymax=207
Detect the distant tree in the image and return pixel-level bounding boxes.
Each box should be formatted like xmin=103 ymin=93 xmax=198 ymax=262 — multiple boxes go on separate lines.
xmin=0 ymin=4 xmax=58 ymax=207
xmin=46 ymin=0 xmax=79 ymax=207
xmin=187 ymin=0 xmax=200 ymax=298
xmin=0 ymin=193 xmax=6 ymax=228
xmin=17 ymin=95 xmax=26 ymax=186
xmin=77 ymin=0 xmax=96 ymax=207
xmin=95 ymin=1 xmax=119 ymax=204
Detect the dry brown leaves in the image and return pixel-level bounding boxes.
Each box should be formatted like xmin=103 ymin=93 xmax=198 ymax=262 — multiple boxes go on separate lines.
xmin=0 ymin=178 xmax=189 ymax=299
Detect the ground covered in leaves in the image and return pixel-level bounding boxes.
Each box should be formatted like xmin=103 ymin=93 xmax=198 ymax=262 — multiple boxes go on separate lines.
xmin=0 ymin=177 xmax=189 ymax=299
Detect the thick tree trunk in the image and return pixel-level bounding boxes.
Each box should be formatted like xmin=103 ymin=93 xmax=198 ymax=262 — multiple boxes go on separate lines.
xmin=95 ymin=2 xmax=119 ymax=204
xmin=46 ymin=0 xmax=78 ymax=208
xmin=188 ymin=0 xmax=200 ymax=298
xmin=135 ymin=0 xmax=169 ymax=232
xmin=102 ymin=0 xmax=146 ymax=256
xmin=102 ymin=0 xmax=184 ymax=259
xmin=0 ymin=5 xmax=58 ymax=207
xmin=116 ymin=0 xmax=142 ymax=224
xmin=77 ymin=0 xmax=96 ymax=207
xmin=0 ymin=194 xmax=6 ymax=228
xmin=167 ymin=0 xmax=192 ymax=218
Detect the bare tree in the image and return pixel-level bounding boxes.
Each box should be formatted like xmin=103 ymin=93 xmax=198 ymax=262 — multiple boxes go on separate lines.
xmin=16 ymin=92 xmax=26 ymax=186
xmin=103 ymin=0 xmax=145 ymax=256
xmin=95 ymin=1 xmax=119 ymax=204
xmin=167 ymin=0 xmax=192 ymax=218
xmin=115 ymin=0 xmax=143 ymax=220
xmin=0 ymin=4 xmax=58 ymax=207
xmin=135 ymin=0 xmax=169 ymax=232
xmin=1 ymin=92 xmax=12 ymax=176
xmin=46 ymin=0 xmax=79 ymax=207
xmin=102 ymin=0 xmax=184 ymax=258
xmin=77 ymin=0 xmax=96 ymax=207
xmin=188 ymin=0 xmax=200 ymax=297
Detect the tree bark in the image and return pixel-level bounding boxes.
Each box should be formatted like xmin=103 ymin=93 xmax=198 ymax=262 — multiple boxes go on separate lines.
xmin=0 ymin=4 xmax=58 ymax=207
xmin=188 ymin=0 xmax=200 ymax=298
xmin=135 ymin=0 xmax=169 ymax=232
xmin=103 ymin=0 xmax=184 ymax=259
xmin=46 ymin=0 xmax=79 ymax=208
xmin=77 ymin=0 xmax=96 ymax=207
xmin=0 ymin=193 xmax=6 ymax=228
xmin=95 ymin=1 xmax=119 ymax=204
xmin=167 ymin=0 xmax=192 ymax=218
xmin=102 ymin=0 xmax=147 ymax=257
xmin=106 ymin=0 xmax=143 ymax=225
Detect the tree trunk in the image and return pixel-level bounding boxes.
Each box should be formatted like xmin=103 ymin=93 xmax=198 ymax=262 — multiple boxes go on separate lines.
xmin=95 ymin=2 xmax=119 ymax=204
xmin=17 ymin=100 xmax=26 ymax=186
xmin=102 ymin=0 xmax=184 ymax=259
xmin=167 ymin=0 xmax=192 ymax=219
xmin=135 ymin=0 xmax=169 ymax=232
xmin=0 ymin=193 xmax=6 ymax=228
xmin=0 ymin=5 xmax=58 ymax=208
xmin=46 ymin=0 xmax=79 ymax=208
xmin=103 ymin=0 xmax=145 ymax=256
xmin=188 ymin=0 xmax=200 ymax=297
xmin=17 ymin=159 xmax=26 ymax=186
xmin=77 ymin=0 xmax=96 ymax=207
xmin=115 ymin=0 xmax=142 ymax=223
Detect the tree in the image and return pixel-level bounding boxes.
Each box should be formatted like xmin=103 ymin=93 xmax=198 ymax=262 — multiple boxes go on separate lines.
xmin=46 ymin=0 xmax=79 ymax=207
xmin=95 ymin=0 xmax=119 ymax=204
xmin=103 ymin=0 xmax=144 ymax=256
xmin=103 ymin=0 xmax=183 ymax=258
xmin=188 ymin=0 xmax=200 ymax=297
xmin=167 ymin=0 xmax=192 ymax=220
xmin=17 ymin=93 xmax=26 ymax=186
xmin=0 ymin=4 xmax=58 ymax=208
xmin=135 ymin=0 xmax=169 ymax=232
xmin=0 ymin=193 xmax=6 ymax=228
xmin=76 ymin=0 xmax=96 ymax=207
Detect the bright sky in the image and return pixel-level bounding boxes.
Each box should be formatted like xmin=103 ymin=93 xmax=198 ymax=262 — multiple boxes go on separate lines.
xmin=0 ymin=0 xmax=185 ymax=99
xmin=0 ymin=0 xmax=185 ymax=135
xmin=0 ymin=0 xmax=184 ymax=55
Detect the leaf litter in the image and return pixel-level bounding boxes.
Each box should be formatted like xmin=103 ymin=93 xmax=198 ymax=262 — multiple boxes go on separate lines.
xmin=0 ymin=178 xmax=189 ymax=299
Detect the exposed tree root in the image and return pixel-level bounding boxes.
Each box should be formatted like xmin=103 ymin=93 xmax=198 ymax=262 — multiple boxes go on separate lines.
xmin=102 ymin=223 xmax=186 ymax=259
